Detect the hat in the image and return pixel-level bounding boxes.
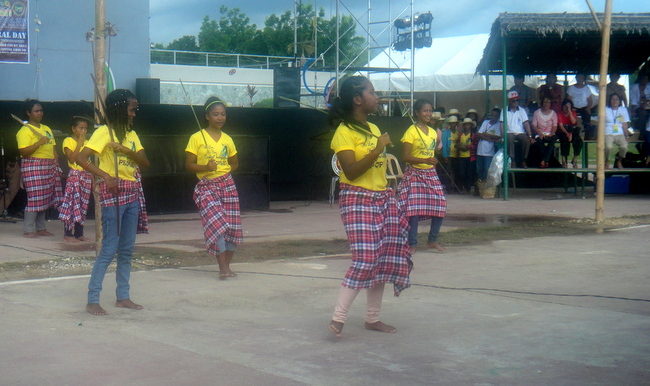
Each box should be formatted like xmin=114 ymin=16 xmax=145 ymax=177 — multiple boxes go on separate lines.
xmin=446 ymin=115 xmax=459 ymax=123
xmin=467 ymin=108 xmax=478 ymax=114
xmin=461 ymin=117 xmax=476 ymax=128
xmin=448 ymin=108 xmax=461 ymax=117
xmin=507 ymin=91 xmax=519 ymax=101
xmin=432 ymin=111 xmax=442 ymax=120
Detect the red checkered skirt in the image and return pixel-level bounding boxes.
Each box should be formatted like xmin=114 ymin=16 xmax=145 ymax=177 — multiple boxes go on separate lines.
xmin=21 ymin=157 xmax=63 ymax=212
xmin=338 ymin=183 xmax=413 ymax=296
xmin=98 ymin=176 xmax=149 ymax=234
xmin=58 ymin=169 xmax=92 ymax=231
xmin=397 ymin=165 xmax=446 ymax=220
xmin=193 ymin=174 xmax=243 ymax=256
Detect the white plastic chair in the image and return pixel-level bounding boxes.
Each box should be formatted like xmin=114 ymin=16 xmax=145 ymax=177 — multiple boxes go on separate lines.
xmin=329 ymin=154 xmax=341 ymax=206
xmin=385 ymin=153 xmax=403 ymax=190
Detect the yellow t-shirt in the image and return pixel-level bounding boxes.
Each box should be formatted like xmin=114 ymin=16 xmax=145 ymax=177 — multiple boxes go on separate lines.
xmin=330 ymin=122 xmax=387 ymax=191
xmin=449 ymin=131 xmax=459 ymax=158
xmin=458 ymin=133 xmax=472 ymax=158
xmin=62 ymin=136 xmax=87 ymax=171
xmin=84 ymin=125 xmax=144 ymax=182
xmin=400 ymin=124 xmax=437 ymax=169
xmin=185 ymin=130 xmax=238 ymax=180
xmin=16 ymin=123 xmax=56 ymax=159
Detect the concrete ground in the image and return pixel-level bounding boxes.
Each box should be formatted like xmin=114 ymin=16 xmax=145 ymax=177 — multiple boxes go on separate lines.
xmin=1 ymin=190 xmax=649 ymax=385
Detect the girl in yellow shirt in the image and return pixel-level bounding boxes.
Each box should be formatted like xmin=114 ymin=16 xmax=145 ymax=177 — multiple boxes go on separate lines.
xmin=397 ymin=99 xmax=447 ymax=253
xmin=15 ymin=99 xmax=62 ymax=238
xmin=185 ymin=97 xmax=243 ymax=280
xmin=58 ymin=116 xmax=93 ymax=243
xmin=328 ymin=76 xmax=412 ymax=338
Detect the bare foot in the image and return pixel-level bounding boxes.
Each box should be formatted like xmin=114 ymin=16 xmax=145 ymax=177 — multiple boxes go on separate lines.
xmin=115 ymin=299 xmax=143 ymax=310
xmin=219 ymin=270 xmax=237 ymax=279
xmin=616 ymin=160 xmax=624 ymax=169
xmin=36 ymin=230 xmax=54 ymax=236
xmin=64 ymin=236 xmax=80 ymax=243
xmin=86 ymin=303 xmax=108 ymax=316
xmin=329 ymin=320 xmax=344 ymax=338
xmin=427 ymin=242 xmax=447 ymax=252
xmin=365 ymin=321 xmax=397 ymax=333
xmin=76 ymin=236 xmax=91 ymax=242
xmin=23 ymin=232 xmax=37 ymax=238
xmin=409 ymin=245 xmax=417 ymax=255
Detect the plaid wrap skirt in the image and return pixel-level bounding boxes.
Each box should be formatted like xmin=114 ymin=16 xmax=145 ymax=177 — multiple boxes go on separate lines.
xmin=21 ymin=157 xmax=63 ymax=212
xmin=339 ymin=183 xmax=413 ymax=297
xmin=193 ymin=174 xmax=243 ymax=256
xmin=397 ymin=165 xmax=447 ymax=220
xmin=98 ymin=176 xmax=149 ymax=234
xmin=58 ymin=169 xmax=92 ymax=231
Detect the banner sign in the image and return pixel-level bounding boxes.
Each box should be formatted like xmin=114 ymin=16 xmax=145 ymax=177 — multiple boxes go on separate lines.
xmin=0 ymin=0 xmax=29 ymax=64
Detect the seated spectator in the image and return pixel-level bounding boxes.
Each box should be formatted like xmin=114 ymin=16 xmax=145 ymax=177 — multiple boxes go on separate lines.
xmin=531 ymin=97 xmax=558 ymax=168
xmin=556 ymin=98 xmax=582 ymax=168
xmin=500 ymin=91 xmax=534 ymax=168
xmin=604 ymin=93 xmax=631 ymax=169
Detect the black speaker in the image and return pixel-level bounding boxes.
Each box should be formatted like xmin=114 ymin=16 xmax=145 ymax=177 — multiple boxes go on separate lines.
xmin=273 ymin=68 xmax=300 ymax=108
xmin=136 ymin=78 xmax=160 ymax=104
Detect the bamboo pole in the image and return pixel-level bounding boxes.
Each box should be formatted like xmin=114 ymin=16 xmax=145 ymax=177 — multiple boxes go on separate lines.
xmin=595 ymin=0 xmax=613 ymax=222
xmin=93 ymin=0 xmax=106 ymax=254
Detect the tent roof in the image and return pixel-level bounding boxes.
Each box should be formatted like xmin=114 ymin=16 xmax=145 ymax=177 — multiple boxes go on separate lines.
xmin=366 ymin=34 xmax=499 ymax=92
xmin=477 ymin=12 xmax=650 ymax=75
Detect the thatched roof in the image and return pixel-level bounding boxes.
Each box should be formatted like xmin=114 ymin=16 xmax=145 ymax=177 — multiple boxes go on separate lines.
xmin=477 ymin=12 xmax=650 ymax=75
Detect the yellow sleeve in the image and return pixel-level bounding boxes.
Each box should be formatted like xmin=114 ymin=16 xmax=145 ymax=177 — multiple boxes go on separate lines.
xmin=85 ymin=126 xmax=109 ymax=154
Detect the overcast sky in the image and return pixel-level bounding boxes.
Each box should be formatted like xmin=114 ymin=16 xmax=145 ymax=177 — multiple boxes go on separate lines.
xmin=150 ymin=0 xmax=649 ymax=47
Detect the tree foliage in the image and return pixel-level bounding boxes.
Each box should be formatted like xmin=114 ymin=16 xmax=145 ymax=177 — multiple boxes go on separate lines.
xmin=163 ymin=5 xmax=366 ymax=67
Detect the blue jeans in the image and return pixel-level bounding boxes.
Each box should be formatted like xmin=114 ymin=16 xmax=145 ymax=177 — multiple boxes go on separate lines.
xmin=87 ymin=200 xmax=139 ymax=304
xmin=408 ymin=216 xmax=444 ymax=247
xmin=476 ymin=155 xmax=493 ymax=181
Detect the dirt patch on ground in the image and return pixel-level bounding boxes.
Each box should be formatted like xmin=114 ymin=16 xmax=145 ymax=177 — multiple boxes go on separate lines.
xmin=1 ymin=214 xmax=648 ymax=282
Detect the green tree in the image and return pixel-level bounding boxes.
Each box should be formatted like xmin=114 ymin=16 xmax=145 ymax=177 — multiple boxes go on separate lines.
xmin=167 ymin=35 xmax=199 ymax=51
xmin=198 ymin=6 xmax=258 ymax=54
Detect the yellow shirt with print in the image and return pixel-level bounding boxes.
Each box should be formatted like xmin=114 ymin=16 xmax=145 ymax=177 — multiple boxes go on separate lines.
xmin=331 ymin=122 xmax=387 ymax=191
xmin=62 ymin=137 xmax=87 ymax=171
xmin=449 ymin=131 xmax=459 ymax=158
xmin=401 ymin=124 xmax=437 ymax=169
xmin=84 ymin=125 xmax=144 ymax=182
xmin=185 ymin=130 xmax=237 ymax=180
xmin=16 ymin=123 xmax=56 ymax=159
xmin=458 ymin=133 xmax=471 ymax=158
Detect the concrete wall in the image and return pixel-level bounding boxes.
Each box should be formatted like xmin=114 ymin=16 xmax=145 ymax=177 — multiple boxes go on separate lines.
xmin=151 ymin=64 xmax=335 ymax=108
xmin=0 ymin=0 xmax=149 ymax=102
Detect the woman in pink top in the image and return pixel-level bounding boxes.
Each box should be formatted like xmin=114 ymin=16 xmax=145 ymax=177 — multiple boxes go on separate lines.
xmin=532 ymin=97 xmax=558 ymax=168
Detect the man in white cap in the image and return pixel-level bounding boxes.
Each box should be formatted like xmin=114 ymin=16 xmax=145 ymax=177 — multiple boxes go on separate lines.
xmin=500 ymin=90 xmax=534 ymax=168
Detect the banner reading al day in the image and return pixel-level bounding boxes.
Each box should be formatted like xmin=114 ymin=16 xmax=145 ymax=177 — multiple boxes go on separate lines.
xmin=0 ymin=0 xmax=29 ymax=64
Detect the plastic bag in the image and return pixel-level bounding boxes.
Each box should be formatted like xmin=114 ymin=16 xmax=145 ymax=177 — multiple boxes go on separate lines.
xmin=485 ymin=149 xmax=504 ymax=189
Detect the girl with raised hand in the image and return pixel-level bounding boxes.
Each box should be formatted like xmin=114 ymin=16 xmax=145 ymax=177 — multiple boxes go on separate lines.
xmin=59 ymin=116 xmax=93 ymax=243
xmin=328 ymin=76 xmax=412 ymax=338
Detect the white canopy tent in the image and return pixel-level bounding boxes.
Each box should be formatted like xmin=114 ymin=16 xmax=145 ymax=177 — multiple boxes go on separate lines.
xmin=366 ymin=34 xmax=541 ymax=93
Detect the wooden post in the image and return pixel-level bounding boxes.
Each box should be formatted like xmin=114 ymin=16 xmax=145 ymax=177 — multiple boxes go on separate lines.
xmin=93 ymin=0 xmax=106 ymax=254
xmin=595 ymin=0 xmax=613 ymax=222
